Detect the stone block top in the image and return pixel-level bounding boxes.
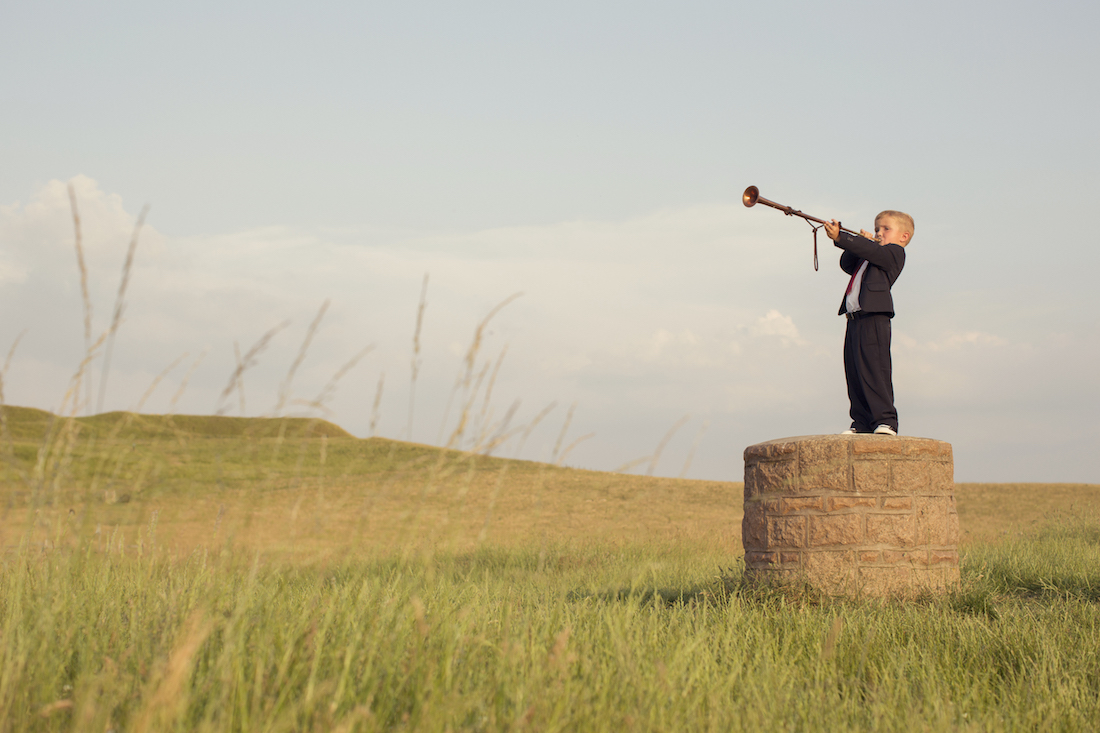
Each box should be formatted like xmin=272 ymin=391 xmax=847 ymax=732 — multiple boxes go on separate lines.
xmin=745 ymin=434 xmax=952 ymax=463
xmin=744 ymin=435 xmax=953 ymax=497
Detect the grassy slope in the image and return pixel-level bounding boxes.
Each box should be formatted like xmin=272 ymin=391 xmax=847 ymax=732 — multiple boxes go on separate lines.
xmin=2 ymin=402 xmax=1100 ymax=556
xmin=4 ymin=405 xmax=1095 ymax=559
xmin=1 ymin=406 xmax=737 ymax=560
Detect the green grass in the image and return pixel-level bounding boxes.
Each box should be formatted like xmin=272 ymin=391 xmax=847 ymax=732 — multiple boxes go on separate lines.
xmin=963 ymin=515 xmax=1100 ymax=602
xmin=3 ymin=406 xmax=1100 ymax=731
xmin=4 ymin=535 xmax=1100 ymax=731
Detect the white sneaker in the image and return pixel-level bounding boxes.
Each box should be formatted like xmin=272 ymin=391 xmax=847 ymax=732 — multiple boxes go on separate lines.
xmin=840 ymin=427 xmax=859 ymax=435
xmin=873 ymin=425 xmax=897 ymax=436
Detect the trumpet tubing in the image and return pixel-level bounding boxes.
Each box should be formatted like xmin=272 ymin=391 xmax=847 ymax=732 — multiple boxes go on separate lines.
xmin=742 ymin=185 xmax=859 ymax=238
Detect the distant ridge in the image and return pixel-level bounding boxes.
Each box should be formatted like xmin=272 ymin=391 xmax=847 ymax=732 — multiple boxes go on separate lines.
xmin=0 ymin=405 xmax=352 ymax=440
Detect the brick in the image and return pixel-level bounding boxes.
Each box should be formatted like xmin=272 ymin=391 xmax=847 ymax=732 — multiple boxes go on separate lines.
xmin=914 ymin=496 xmax=948 ymax=545
xmin=744 ymin=440 xmax=798 ymax=463
xmin=780 ymin=552 xmax=800 ymax=565
xmin=859 ymin=551 xmax=880 ymax=563
xmin=881 ymin=550 xmax=910 ymax=564
xmin=852 ymin=439 xmax=905 ymax=457
xmin=809 ymin=514 xmax=862 ymax=546
xmin=743 ymin=474 xmax=759 ymax=500
xmin=804 ymin=551 xmax=855 ymax=594
xmin=744 ymin=463 xmax=777 ymax=498
xmin=848 ymin=437 xmax=951 ymax=459
xmin=928 ymin=461 xmax=955 ymax=494
xmin=828 ymin=496 xmax=878 ymax=511
xmin=910 ymin=567 xmax=944 ymax=592
xmin=743 ymin=464 xmax=759 ymax=498
xmin=745 ymin=551 xmax=777 ymax=565
xmin=945 ymin=509 xmax=960 ymax=545
xmin=853 ymin=461 xmax=889 ymax=492
xmin=923 ymin=440 xmax=953 ymax=459
xmin=801 ymin=461 xmax=850 ymax=492
xmin=892 ymin=461 xmax=932 ymax=494
xmin=767 ymin=516 xmax=806 ymax=548
xmin=745 ymin=460 xmax=798 ymax=496
xmin=881 ymin=497 xmax=913 ymax=510
xmin=905 ymin=439 xmax=951 ymax=458
xmin=798 ymin=436 xmax=849 ymax=464
xmin=858 ymin=566 xmax=913 ymax=596
xmin=778 ymin=497 xmax=824 ymax=514
xmin=741 ymin=501 xmax=766 ymax=549
xmin=866 ymin=514 xmax=917 ymax=547
xmin=929 ymin=550 xmax=958 ymax=566
xmin=799 ymin=439 xmax=851 ymax=491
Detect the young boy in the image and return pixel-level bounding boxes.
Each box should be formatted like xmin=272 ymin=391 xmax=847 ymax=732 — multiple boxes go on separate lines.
xmin=823 ymin=211 xmax=913 ymax=436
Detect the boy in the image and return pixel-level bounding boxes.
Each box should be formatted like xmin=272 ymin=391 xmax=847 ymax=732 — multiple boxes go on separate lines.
xmin=823 ymin=211 xmax=913 ymax=436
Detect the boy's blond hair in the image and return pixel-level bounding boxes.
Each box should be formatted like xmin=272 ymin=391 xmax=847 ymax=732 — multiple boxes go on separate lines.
xmin=876 ymin=210 xmax=915 ymax=242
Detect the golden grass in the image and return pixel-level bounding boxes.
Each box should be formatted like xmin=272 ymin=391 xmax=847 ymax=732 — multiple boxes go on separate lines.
xmin=0 ymin=407 xmax=740 ymax=563
xmin=12 ymin=468 xmax=735 ymax=565
xmin=4 ymin=405 xmax=1098 ymax=567
xmin=955 ymin=481 xmax=1100 ymax=542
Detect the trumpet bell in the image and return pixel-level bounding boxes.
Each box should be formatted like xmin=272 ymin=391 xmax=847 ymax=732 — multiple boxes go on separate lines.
xmin=742 ymin=186 xmax=760 ymax=207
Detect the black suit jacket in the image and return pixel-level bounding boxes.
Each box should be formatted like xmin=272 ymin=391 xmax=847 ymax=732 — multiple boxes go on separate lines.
xmin=835 ymin=231 xmax=906 ymax=317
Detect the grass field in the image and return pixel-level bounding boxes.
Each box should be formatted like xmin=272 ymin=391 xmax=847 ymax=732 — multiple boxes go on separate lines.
xmin=3 ymin=405 xmax=1100 ymax=731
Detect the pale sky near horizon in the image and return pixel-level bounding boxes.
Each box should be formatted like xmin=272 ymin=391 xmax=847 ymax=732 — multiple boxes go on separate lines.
xmin=2 ymin=1 xmax=1098 ymax=483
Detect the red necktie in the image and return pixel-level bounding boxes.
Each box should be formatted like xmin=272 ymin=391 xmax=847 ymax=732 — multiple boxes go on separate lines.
xmin=844 ymin=260 xmax=864 ymax=298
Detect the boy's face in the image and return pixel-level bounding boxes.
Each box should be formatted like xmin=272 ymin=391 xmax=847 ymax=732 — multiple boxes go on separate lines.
xmin=874 ymin=216 xmax=911 ymax=247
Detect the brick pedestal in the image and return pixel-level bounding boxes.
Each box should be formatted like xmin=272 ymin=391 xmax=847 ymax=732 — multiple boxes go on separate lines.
xmin=742 ymin=435 xmax=960 ymax=596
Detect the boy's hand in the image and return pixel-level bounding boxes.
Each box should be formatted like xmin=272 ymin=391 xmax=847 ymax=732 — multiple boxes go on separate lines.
xmin=859 ymin=228 xmax=878 ymax=242
xmin=824 ymin=220 xmax=842 ymax=241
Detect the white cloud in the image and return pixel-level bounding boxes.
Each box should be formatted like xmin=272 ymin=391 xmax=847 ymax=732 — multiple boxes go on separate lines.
xmin=753 ymin=309 xmax=805 ymax=346
xmin=897 ymin=330 xmax=1010 ymax=352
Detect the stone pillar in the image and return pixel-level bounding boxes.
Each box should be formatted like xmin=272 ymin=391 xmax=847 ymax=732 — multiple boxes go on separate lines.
xmin=742 ymin=435 xmax=960 ymax=596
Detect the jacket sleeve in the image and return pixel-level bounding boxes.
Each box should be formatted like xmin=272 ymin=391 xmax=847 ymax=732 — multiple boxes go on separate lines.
xmin=839 ymin=251 xmax=861 ymax=275
xmin=834 ymin=231 xmax=904 ymax=273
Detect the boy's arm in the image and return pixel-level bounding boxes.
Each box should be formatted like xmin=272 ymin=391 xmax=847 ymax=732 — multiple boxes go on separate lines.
xmin=839 ymin=250 xmax=861 ymax=274
xmin=833 ymin=231 xmax=904 ymax=271
xmin=823 ymin=220 xmax=903 ymax=271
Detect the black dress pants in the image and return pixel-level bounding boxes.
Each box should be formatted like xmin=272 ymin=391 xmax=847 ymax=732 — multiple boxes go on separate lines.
xmin=843 ymin=313 xmax=897 ymax=432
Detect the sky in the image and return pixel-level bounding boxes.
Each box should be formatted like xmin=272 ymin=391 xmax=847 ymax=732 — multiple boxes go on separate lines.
xmin=2 ymin=0 xmax=1098 ymax=483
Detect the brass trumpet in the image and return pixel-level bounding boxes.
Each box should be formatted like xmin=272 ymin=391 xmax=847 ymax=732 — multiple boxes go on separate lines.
xmin=742 ymin=186 xmax=859 ymax=237
xmin=742 ymin=185 xmax=858 ymax=270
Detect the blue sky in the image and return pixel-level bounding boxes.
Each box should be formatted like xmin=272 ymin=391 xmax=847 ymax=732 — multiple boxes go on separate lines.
xmin=2 ymin=1 xmax=1098 ymax=482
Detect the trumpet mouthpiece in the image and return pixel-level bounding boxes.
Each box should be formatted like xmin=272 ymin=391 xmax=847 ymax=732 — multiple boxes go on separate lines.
xmin=742 ymin=186 xmax=759 ymax=207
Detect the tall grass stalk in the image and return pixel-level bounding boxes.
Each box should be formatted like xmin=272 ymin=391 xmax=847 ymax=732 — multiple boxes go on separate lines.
xmin=215 ymin=321 xmax=290 ymax=417
xmin=368 ymin=373 xmax=384 ymax=437
xmin=0 ymin=332 xmax=28 ymax=475
xmin=407 ymin=274 xmax=428 ymax=441
xmin=66 ymin=184 xmax=93 ymax=416
xmin=275 ymin=300 xmax=330 ymax=417
xmin=438 ymin=291 xmax=522 ymax=452
xmin=96 ymin=203 xmax=148 ymax=415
